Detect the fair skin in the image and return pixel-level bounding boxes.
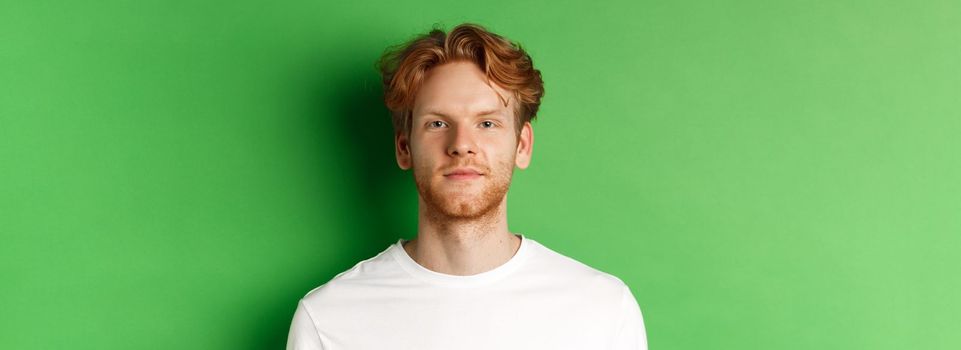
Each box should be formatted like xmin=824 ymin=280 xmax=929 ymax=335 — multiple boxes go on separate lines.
xmin=394 ymin=61 xmax=534 ymax=276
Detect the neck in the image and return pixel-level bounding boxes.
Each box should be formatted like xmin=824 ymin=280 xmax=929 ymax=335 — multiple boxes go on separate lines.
xmin=403 ymin=196 xmax=521 ymax=276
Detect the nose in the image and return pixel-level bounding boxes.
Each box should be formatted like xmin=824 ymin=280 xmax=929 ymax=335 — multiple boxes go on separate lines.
xmin=446 ymin=123 xmax=477 ymax=157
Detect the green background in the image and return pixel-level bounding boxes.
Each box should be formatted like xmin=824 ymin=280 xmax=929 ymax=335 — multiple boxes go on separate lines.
xmin=2 ymin=0 xmax=958 ymax=348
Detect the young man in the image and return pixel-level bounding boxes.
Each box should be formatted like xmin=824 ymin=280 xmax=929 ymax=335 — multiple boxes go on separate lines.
xmin=286 ymin=23 xmax=647 ymax=350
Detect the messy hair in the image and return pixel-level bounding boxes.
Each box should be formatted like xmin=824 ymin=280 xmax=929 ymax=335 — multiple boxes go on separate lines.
xmin=377 ymin=23 xmax=544 ymax=136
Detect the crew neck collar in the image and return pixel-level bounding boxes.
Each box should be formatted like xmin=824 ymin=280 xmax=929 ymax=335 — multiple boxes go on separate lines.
xmin=390 ymin=234 xmax=530 ymax=288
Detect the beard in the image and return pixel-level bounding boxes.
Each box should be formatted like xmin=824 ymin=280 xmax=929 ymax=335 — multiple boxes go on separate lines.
xmin=413 ymin=156 xmax=514 ymax=222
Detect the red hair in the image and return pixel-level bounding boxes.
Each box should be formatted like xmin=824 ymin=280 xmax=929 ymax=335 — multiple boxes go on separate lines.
xmin=377 ymin=23 xmax=544 ymax=136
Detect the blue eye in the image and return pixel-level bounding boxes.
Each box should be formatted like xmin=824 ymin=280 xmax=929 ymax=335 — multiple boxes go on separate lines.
xmin=481 ymin=121 xmax=495 ymax=128
xmin=429 ymin=121 xmax=447 ymax=128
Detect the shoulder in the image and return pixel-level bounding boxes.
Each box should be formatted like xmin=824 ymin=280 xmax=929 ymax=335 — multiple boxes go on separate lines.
xmin=524 ymin=237 xmax=631 ymax=297
xmin=299 ymin=243 xmax=402 ymax=307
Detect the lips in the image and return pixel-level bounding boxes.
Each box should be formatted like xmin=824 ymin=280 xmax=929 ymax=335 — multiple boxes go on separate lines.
xmin=444 ymin=167 xmax=483 ymax=176
xmin=443 ymin=167 xmax=484 ymax=180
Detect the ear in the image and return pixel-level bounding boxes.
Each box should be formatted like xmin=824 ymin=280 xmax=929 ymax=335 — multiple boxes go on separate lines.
xmin=514 ymin=121 xmax=534 ymax=169
xmin=395 ymin=131 xmax=412 ymax=170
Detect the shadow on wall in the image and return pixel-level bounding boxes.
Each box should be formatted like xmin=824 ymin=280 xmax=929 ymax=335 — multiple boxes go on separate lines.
xmin=249 ymin=43 xmax=415 ymax=349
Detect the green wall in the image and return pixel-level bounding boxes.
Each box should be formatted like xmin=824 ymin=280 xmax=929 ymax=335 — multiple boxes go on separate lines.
xmin=2 ymin=0 xmax=958 ymax=349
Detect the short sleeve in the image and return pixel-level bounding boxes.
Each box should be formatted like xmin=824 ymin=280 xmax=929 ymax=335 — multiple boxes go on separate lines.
xmin=612 ymin=285 xmax=648 ymax=350
xmin=286 ymin=299 xmax=326 ymax=350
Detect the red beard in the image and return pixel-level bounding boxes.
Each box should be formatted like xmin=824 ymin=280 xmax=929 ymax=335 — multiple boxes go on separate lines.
xmin=414 ymin=157 xmax=514 ymax=222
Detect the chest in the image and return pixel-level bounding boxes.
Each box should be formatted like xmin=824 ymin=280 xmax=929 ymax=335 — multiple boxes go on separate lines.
xmin=316 ymin=288 xmax=620 ymax=350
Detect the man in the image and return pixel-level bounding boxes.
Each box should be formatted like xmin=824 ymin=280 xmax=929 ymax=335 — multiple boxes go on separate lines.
xmin=286 ymin=23 xmax=647 ymax=350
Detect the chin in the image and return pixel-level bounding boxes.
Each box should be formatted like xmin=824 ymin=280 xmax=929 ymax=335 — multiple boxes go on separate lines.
xmin=439 ymin=203 xmax=491 ymax=220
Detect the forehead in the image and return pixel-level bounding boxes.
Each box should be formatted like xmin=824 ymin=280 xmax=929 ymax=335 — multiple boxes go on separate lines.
xmin=412 ymin=61 xmax=514 ymax=118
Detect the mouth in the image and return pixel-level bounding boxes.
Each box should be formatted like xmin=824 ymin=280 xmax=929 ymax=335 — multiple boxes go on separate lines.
xmin=443 ymin=167 xmax=484 ymax=180
xmin=444 ymin=173 xmax=483 ymax=180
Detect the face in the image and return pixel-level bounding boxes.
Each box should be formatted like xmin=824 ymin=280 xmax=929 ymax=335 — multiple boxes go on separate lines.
xmin=395 ymin=61 xmax=534 ymax=221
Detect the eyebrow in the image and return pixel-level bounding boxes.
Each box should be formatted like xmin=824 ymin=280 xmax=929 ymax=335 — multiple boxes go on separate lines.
xmin=422 ymin=109 xmax=503 ymax=118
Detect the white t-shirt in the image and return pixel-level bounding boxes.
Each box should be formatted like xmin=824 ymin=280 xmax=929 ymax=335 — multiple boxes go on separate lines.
xmin=286 ymin=234 xmax=647 ymax=350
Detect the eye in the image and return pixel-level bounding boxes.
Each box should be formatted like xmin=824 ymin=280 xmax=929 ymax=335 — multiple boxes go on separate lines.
xmin=428 ymin=120 xmax=447 ymax=128
xmin=480 ymin=121 xmax=496 ymax=128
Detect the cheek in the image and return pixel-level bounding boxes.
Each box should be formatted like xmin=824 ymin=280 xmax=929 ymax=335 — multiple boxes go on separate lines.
xmin=488 ymin=150 xmax=517 ymax=171
xmin=409 ymin=146 xmax=438 ymax=171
